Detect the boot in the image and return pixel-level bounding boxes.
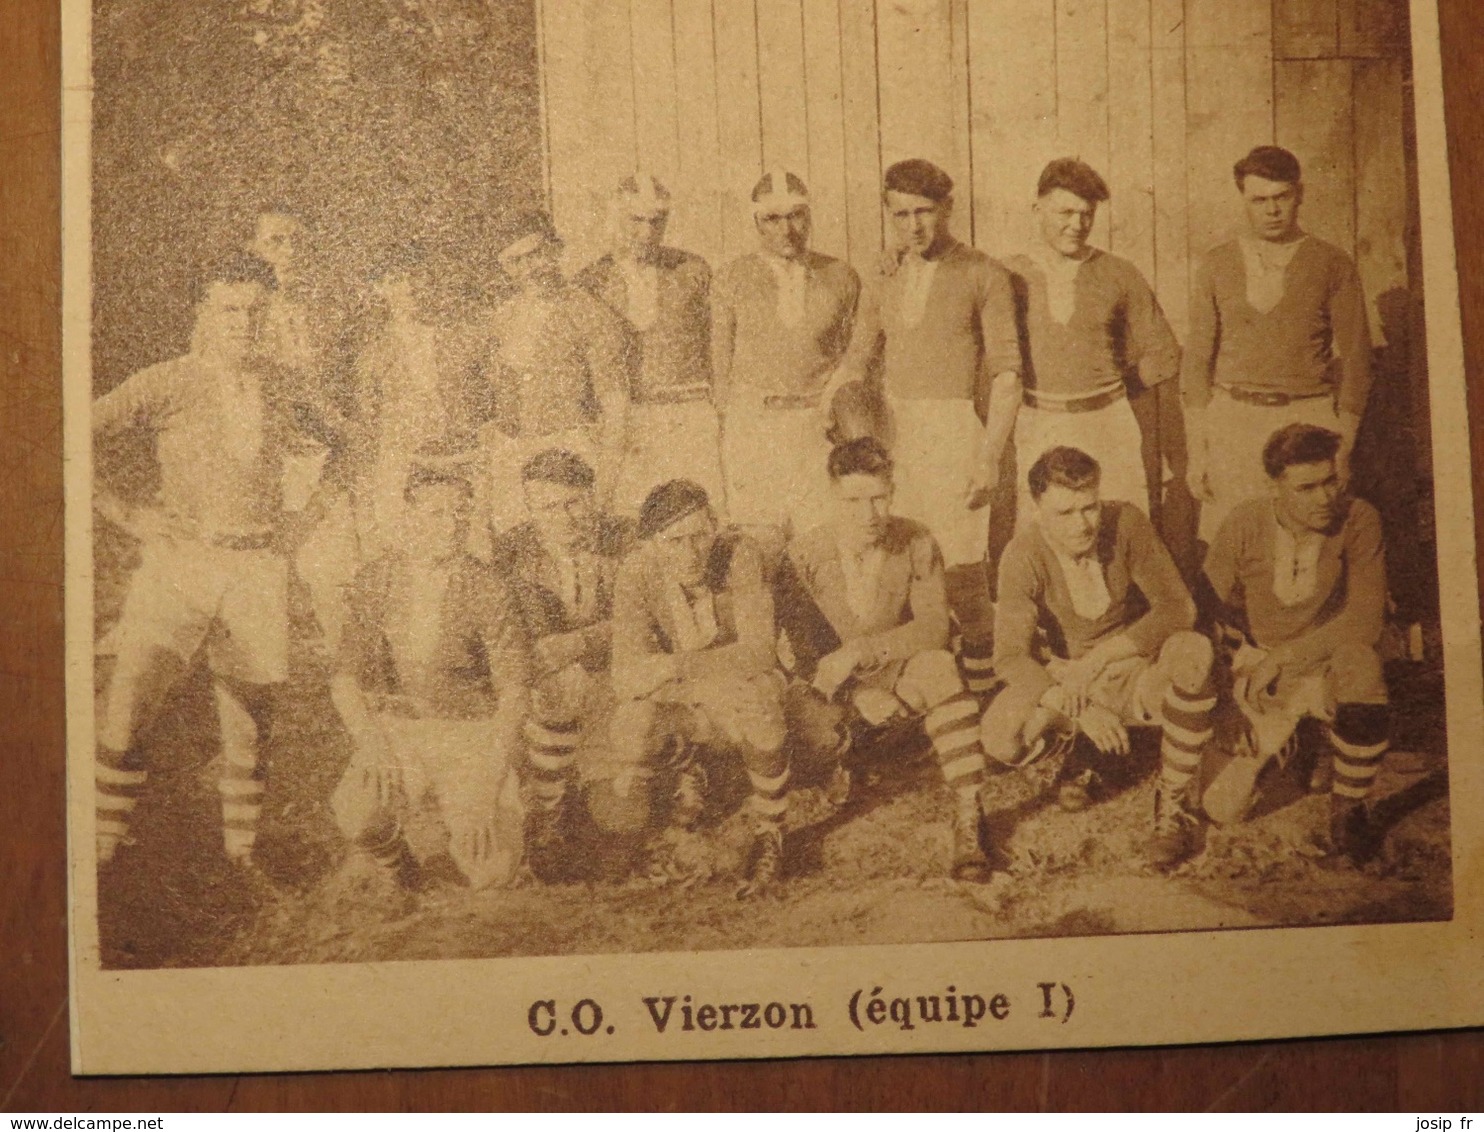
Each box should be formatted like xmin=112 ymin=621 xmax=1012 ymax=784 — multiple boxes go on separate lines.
xmin=671 ymin=760 xmax=709 ymax=830
xmin=1147 ymin=784 xmax=1200 ymax=871
xmin=1326 ymin=794 xmax=1371 ymax=865
xmin=525 ymin=793 xmax=573 ymax=884
xmin=736 ymin=824 xmax=784 ymax=899
xmin=949 ymin=788 xmax=994 ymax=882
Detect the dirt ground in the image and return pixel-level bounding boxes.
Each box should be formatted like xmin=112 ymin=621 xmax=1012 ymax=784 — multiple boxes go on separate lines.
xmin=96 ymin=645 xmax=1452 ymax=970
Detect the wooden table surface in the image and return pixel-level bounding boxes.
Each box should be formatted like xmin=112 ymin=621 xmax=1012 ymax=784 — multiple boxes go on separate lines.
xmin=2 ymin=0 xmax=1481 ymax=1111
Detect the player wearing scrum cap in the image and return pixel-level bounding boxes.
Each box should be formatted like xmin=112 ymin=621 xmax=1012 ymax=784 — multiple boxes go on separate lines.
xmin=490 ymin=448 xmax=632 ymax=881
xmin=1183 ymin=146 xmax=1373 ymax=539
xmin=480 ymin=210 xmax=631 ymax=539
xmin=577 ymin=174 xmax=725 ymax=518
xmin=774 ymin=438 xmax=999 ymax=880
xmin=831 ymin=158 xmax=1020 ymax=668
xmin=1003 ymin=159 xmax=1180 ymax=523
xmin=713 ymin=169 xmax=861 ymax=535
xmin=606 ymin=480 xmax=790 ymax=895
xmin=329 ymin=466 xmax=530 ymax=897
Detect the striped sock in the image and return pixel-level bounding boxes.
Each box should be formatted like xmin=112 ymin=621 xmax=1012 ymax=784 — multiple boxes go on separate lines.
xmin=525 ymin=718 xmax=581 ymax=811
xmin=359 ymin=814 xmax=415 ymax=875
xmin=957 ymin=639 xmax=999 ymax=697
xmin=747 ymin=764 xmax=791 ymax=832
xmin=96 ymin=747 xmax=147 ymax=864
xmin=1329 ymin=733 xmax=1389 ymax=801
xmin=1159 ymin=686 xmax=1216 ymax=796
xmin=926 ymin=693 xmax=988 ymax=801
xmin=217 ymin=751 xmax=265 ymax=861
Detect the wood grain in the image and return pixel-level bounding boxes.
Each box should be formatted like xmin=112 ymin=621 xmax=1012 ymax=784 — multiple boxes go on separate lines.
xmin=3 ymin=0 xmax=1484 ymax=1110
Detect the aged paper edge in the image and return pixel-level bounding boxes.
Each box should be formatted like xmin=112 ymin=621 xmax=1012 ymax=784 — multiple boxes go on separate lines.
xmin=61 ymin=0 xmax=1484 ymax=1075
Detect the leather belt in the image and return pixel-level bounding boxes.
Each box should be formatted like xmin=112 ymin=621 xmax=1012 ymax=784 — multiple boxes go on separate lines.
xmin=762 ymin=393 xmax=819 ymax=411
xmin=1218 ymin=385 xmax=1332 ymax=408
xmin=1022 ymin=387 xmax=1125 ymax=414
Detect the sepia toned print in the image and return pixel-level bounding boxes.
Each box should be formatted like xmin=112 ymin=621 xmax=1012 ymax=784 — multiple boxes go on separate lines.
xmin=65 ymin=0 xmax=1484 ymax=1073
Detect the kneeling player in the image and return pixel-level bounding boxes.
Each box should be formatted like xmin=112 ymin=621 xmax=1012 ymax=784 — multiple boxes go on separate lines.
xmin=1202 ymin=424 xmax=1390 ymax=863
xmin=775 ymin=437 xmax=997 ymax=880
xmin=607 ymin=480 xmax=788 ymax=894
xmin=982 ymin=447 xmax=1216 ymax=868
xmin=329 ymin=468 xmax=530 ymax=893
xmin=491 ymin=449 xmax=630 ymax=878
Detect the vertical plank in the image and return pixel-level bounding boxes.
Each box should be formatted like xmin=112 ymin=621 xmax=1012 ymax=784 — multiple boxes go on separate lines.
xmin=1055 ymin=0 xmax=1112 ymax=248
xmin=802 ymin=0 xmax=849 ymax=258
xmin=1353 ymin=57 xmax=1407 ymax=345
xmin=1273 ymin=0 xmax=1339 ymax=59
xmin=1185 ymin=0 xmax=1274 ymax=260
xmin=969 ymin=0 xmax=1057 ymax=259
xmin=876 ymin=0 xmax=956 ymax=175
xmin=571 ymin=0 xmax=637 ymax=269
xmin=1276 ymin=59 xmax=1356 ymax=258
xmin=757 ymin=0 xmax=811 ymax=176
xmin=1339 ymin=0 xmax=1408 ymax=58
xmin=630 ymin=0 xmax=681 ymax=191
xmin=714 ymin=0 xmax=764 ymax=259
xmin=537 ymin=0 xmax=591 ymax=260
xmin=671 ymin=0 xmax=724 ymax=264
xmin=948 ymin=0 xmax=974 ymax=245
xmin=839 ymin=0 xmax=884 ymax=267
xmin=1151 ymin=0 xmax=1189 ymax=339
xmin=1108 ymin=0 xmax=1156 ymax=280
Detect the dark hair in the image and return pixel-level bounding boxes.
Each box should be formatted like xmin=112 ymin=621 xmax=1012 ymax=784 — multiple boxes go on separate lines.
xmin=750 ymin=170 xmax=808 ymax=202
xmin=1234 ymin=145 xmax=1302 ymax=190
xmin=404 ymin=465 xmax=475 ymax=505
xmin=1037 ymin=158 xmax=1110 ymax=204
xmin=1027 ymin=446 xmax=1101 ymax=501
xmin=521 ymin=448 xmax=595 ymax=490
xmin=190 ymin=252 xmax=277 ymax=305
xmin=1261 ymin=424 xmax=1341 ymax=480
xmin=638 ymin=479 xmax=711 ymax=540
xmin=883 ymin=159 xmax=954 ymax=203
xmin=827 ymin=436 xmax=894 ymax=481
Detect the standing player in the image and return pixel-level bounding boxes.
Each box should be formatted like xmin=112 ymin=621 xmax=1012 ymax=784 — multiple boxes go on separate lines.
xmin=578 ymin=174 xmax=724 ymax=516
xmin=330 ymin=467 xmax=530 ymax=894
xmin=775 ymin=438 xmax=998 ymax=880
xmin=1183 ymin=146 xmax=1374 ymax=538
xmin=491 ymin=449 xmax=631 ymax=879
xmin=481 ymin=211 xmax=631 ymax=536
xmin=92 ymin=257 xmax=293 ymax=890
xmin=606 ymin=481 xmax=789 ymax=895
xmin=982 ymin=448 xmax=1217 ymax=868
xmin=1004 ymin=159 xmax=1181 ymax=520
xmin=831 ymin=159 xmax=1020 ymax=668
xmin=1201 ymin=424 xmax=1390 ymax=863
xmin=712 ymin=170 xmax=861 ymax=535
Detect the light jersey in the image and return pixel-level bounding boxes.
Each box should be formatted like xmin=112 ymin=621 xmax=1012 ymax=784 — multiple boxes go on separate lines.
xmin=1049 ymin=545 xmax=1114 ymax=621
xmin=1239 ymin=235 xmax=1306 ymax=314
xmin=838 ymin=539 xmax=888 ymax=622
xmin=1272 ymin=521 xmax=1325 ymax=606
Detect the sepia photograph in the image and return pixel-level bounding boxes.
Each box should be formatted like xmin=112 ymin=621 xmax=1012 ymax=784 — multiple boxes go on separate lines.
xmin=63 ymin=0 xmax=1484 ymax=1073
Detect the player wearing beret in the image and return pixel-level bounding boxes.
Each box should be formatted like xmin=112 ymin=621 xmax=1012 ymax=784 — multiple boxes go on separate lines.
xmin=606 ymin=480 xmax=790 ymax=895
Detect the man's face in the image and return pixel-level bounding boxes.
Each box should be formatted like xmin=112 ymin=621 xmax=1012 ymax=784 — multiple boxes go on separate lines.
xmin=404 ymin=482 xmax=471 ymax=559
xmin=523 ymin=478 xmax=595 ymax=551
xmin=617 ymin=203 xmax=669 ymax=261
xmin=652 ymin=507 xmax=716 ymax=589
xmin=832 ymin=472 xmax=892 ymax=549
xmin=250 ymin=213 xmax=301 ymax=279
xmin=196 ymin=281 xmax=263 ymax=366
xmin=1034 ymin=188 xmax=1097 ymax=258
xmin=1035 ymin=482 xmax=1103 ymax=559
xmin=499 ymin=239 xmax=564 ymax=291
xmin=1241 ymin=175 xmax=1303 ymax=242
xmin=755 ymin=205 xmax=811 ymax=259
xmin=1272 ymin=459 xmax=1341 ymax=533
xmin=885 ymin=190 xmax=949 ymax=257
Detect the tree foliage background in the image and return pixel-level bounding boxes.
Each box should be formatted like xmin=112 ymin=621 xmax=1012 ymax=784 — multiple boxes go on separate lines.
xmin=92 ymin=0 xmax=544 ymax=390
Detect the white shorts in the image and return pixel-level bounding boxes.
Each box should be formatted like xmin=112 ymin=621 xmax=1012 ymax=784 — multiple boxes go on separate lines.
xmin=107 ymin=537 xmax=290 ymax=686
xmin=721 ymin=400 xmax=832 ymax=537
xmin=1014 ymin=394 xmax=1149 ymax=529
xmin=1200 ymin=387 xmax=1341 ymax=540
xmin=888 ymin=396 xmax=990 ymax=567
xmin=615 ymin=399 xmax=726 ymax=519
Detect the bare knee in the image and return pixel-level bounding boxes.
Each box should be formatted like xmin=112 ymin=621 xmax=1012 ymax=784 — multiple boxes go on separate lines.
xmin=1160 ymin=631 xmax=1214 ymax=695
xmin=901 ymin=649 xmax=963 ymax=708
xmin=1329 ymin=642 xmax=1386 ymax=705
xmin=980 ymin=681 xmax=1040 ymax=767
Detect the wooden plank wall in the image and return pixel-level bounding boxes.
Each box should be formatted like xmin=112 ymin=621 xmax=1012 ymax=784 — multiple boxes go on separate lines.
xmin=537 ymin=0 xmax=1418 ymax=561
